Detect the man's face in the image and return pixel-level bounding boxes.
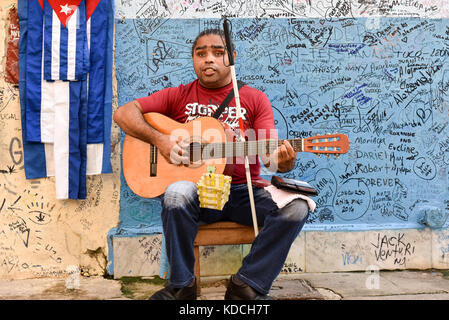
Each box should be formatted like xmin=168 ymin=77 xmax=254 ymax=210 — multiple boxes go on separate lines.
xmin=192 ymin=34 xmax=235 ymax=89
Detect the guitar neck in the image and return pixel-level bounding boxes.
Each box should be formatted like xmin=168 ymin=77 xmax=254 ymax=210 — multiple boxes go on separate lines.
xmin=203 ymin=139 xmax=303 ymax=159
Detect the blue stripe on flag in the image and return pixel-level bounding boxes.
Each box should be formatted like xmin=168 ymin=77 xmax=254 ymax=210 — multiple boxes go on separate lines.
xmin=82 ymin=15 xmax=90 ymax=78
xmin=86 ymin=0 xmax=106 ymax=143
xmin=78 ymin=79 xmax=88 ymax=199
xmin=24 ymin=0 xmax=44 ymax=143
xmin=59 ymin=17 xmax=68 ymax=80
xmin=19 ymin=0 xmax=47 ymax=178
xmin=67 ymin=81 xmax=87 ymax=199
xmin=101 ymin=0 xmax=114 ymax=174
xmin=43 ymin=0 xmax=53 ymax=81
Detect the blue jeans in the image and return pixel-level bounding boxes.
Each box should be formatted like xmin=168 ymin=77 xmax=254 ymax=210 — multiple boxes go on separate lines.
xmin=160 ymin=181 xmax=309 ymax=295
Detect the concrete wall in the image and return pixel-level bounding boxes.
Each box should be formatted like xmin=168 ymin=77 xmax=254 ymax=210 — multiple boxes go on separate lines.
xmin=0 ymin=0 xmax=122 ymax=280
xmin=112 ymin=228 xmax=449 ymax=278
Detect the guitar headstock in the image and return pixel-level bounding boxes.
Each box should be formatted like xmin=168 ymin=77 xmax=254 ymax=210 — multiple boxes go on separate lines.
xmin=303 ymin=133 xmax=350 ymax=156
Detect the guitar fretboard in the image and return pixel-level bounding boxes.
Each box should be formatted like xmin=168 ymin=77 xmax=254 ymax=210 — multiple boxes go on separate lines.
xmin=200 ymin=139 xmax=303 ymax=160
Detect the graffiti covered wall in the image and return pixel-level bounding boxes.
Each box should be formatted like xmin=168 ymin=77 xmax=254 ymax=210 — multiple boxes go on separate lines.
xmin=0 ymin=0 xmax=122 ymax=280
xmin=116 ymin=0 xmax=449 ymax=231
xmin=112 ymin=0 xmax=449 ymax=275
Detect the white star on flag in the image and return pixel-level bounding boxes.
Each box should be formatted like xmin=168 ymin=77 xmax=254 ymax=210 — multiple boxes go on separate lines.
xmin=60 ymin=3 xmax=72 ymax=15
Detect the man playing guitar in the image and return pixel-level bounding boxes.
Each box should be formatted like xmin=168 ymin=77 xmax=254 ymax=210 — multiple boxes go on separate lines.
xmin=113 ymin=28 xmax=310 ymax=300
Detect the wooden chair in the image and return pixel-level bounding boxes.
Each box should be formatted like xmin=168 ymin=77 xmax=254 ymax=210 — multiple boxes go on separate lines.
xmin=193 ymin=221 xmax=257 ymax=295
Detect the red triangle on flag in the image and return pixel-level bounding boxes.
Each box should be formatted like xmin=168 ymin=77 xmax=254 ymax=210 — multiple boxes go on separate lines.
xmin=86 ymin=0 xmax=101 ymax=21
xmin=47 ymin=0 xmax=83 ymax=27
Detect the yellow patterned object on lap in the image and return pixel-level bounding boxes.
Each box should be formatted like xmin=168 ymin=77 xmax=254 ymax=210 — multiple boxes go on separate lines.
xmin=197 ymin=166 xmax=232 ymax=211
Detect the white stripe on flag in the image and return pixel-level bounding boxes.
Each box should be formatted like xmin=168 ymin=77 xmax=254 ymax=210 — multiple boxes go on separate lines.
xmin=51 ymin=10 xmax=60 ymax=80
xmin=85 ymin=17 xmax=104 ymax=175
xmin=86 ymin=144 xmax=104 ymax=175
xmin=53 ymin=81 xmax=70 ymax=199
xmin=67 ymin=7 xmax=78 ymax=80
xmin=86 ymin=16 xmax=91 ymax=51
xmin=45 ymin=143 xmax=55 ymax=177
xmin=41 ymin=16 xmax=54 ymax=143
xmin=40 ymin=82 xmax=55 ymax=143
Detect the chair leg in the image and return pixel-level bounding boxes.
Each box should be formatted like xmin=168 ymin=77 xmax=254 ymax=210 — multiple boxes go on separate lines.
xmin=194 ymin=245 xmax=201 ymax=296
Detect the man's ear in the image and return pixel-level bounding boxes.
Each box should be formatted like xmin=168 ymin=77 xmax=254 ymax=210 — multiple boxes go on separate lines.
xmin=233 ymin=50 xmax=237 ymax=61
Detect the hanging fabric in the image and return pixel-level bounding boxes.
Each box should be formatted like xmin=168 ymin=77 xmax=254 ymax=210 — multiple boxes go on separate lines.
xmin=5 ymin=6 xmax=20 ymax=85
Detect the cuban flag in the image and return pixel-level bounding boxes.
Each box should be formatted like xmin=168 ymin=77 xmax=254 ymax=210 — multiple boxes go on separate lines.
xmin=18 ymin=0 xmax=113 ymax=199
xmin=43 ymin=0 xmax=89 ymax=81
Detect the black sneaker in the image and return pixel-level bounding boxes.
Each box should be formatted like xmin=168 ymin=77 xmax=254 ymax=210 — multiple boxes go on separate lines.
xmin=225 ymin=275 xmax=272 ymax=300
xmin=149 ymin=279 xmax=197 ymax=300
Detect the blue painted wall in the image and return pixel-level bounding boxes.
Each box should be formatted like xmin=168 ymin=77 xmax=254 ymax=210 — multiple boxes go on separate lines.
xmin=115 ymin=17 xmax=449 ymax=232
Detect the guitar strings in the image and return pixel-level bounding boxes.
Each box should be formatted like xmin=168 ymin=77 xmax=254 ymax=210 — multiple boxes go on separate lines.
xmin=185 ymin=136 xmax=341 ymax=159
xmin=187 ymin=139 xmax=338 ymax=152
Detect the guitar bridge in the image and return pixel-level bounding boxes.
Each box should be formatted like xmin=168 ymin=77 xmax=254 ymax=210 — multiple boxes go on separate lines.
xmin=150 ymin=144 xmax=157 ymax=177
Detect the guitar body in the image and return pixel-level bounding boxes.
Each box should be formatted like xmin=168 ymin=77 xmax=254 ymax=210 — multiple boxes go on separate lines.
xmin=122 ymin=113 xmax=350 ymax=199
xmin=122 ymin=113 xmax=231 ymax=198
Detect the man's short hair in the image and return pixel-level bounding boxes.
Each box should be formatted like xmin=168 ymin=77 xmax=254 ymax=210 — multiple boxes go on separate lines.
xmin=191 ymin=28 xmax=233 ymax=56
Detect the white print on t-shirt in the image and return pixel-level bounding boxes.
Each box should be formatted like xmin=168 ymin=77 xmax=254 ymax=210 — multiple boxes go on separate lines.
xmin=184 ymin=102 xmax=247 ymax=130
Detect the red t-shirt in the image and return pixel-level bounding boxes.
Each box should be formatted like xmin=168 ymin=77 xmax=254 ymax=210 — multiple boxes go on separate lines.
xmin=136 ymin=80 xmax=276 ymax=184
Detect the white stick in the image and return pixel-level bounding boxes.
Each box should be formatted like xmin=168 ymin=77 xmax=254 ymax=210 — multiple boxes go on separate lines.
xmin=230 ymin=66 xmax=259 ymax=237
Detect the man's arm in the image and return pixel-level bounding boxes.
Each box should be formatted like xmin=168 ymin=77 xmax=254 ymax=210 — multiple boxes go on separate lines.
xmin=113 ymin=100 xmax=188 ymax=165
xmin=113 ymin=100 xmax=166 ymax=145
xmin=250 ymin=91 xmax=298 ymax=173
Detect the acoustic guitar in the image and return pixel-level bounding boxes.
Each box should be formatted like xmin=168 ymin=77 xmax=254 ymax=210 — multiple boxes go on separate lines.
xmin=122 ymin=113 xmax=350 ymax=198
